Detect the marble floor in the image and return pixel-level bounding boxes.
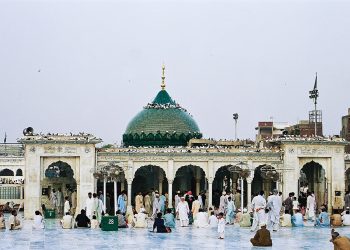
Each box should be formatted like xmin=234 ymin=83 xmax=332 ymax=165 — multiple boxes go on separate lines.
xmin=1 ymin=215 xmax=349 ymax=250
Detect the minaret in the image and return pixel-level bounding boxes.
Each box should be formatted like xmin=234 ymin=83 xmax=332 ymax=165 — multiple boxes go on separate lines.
xmin=161 ymin=64 xmax=166 ymax=90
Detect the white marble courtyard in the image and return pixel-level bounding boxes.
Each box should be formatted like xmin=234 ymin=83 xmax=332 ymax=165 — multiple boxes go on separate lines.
xmin=1 ymin=214 xmax=349 ymax=250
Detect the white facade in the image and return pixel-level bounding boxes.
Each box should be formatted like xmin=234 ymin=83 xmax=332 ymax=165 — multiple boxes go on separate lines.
xmin=0 ymin=135 xmax=348 ymax=219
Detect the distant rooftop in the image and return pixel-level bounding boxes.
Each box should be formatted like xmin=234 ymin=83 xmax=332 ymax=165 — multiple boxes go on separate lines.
xmin=0 ymin=143 xmax=24 ymax=156
xmin=18 ymin=132 xmax=102 ymax=144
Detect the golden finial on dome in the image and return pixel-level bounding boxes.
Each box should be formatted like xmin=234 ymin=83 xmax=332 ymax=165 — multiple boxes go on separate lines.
xmin=161 ymin=64 xmax=166 ymax=90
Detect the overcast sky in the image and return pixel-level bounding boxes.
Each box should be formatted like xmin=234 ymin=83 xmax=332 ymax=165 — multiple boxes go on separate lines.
xmin=0 ymin=0 xmax=349 ymax=145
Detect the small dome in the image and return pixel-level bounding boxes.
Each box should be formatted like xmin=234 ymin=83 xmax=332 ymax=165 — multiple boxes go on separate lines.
xmin=123 ymin=89 xmax=202 ymax=147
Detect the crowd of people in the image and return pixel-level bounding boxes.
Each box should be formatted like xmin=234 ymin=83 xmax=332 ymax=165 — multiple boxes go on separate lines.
xmin=2 ymin=188 xmax=350 ymax=248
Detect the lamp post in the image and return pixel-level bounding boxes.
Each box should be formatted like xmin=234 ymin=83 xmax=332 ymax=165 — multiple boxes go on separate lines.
xmin=233 ymin=113 xmax=238 ymax=140
xmin=309 ymin=73 xmax=319 ymax=136
xmin=92 ymin=162 xmax=124 ymax=214
xmin=228 ymin=161 xmax=250 ymax=211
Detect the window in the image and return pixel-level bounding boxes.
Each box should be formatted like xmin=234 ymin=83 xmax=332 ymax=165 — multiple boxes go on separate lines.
xmin=0 ymin=186 xmax=21 ymax=199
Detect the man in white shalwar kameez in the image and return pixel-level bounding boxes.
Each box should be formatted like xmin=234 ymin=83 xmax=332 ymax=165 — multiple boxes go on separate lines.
xmin=307 ymin=192 xmax=316 ymax=221
xmin=57 ymin=188 xmax=64 ymax=215
xmin=85 ymin=192 xmax=94 ymax=219
xmin=176 ymin=197 xmax=190 ymax=227
xmin=198 ymin=194 xmax=203 ymax=209
xmin=219 ymin=192 xmax=228 ymax=213
xmin=92 ymin=193 xmax=99 ymax=218
xmin=152 ymin=194 xmax=160 ymax=218
xmin=251 ymin=191 xmax=267 ymax=232
xmin=267 ymin=189 xmax=282 ymax=231
xmin=174 ymin=191 xmax=181 ymax=219
xmin=50 ymin=189 xmax=58 ymax=211
xmin=194 ymin=209 xmax=209 ymax=228
xmin=96 ymin=197 xmax=104 ymax=222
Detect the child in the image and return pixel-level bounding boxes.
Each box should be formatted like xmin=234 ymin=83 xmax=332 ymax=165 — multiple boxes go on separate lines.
xmin=292 ymin=197 xmax=299 ymax=214
xmin=217 ymin=212 xmax=225 ymax=239
xmin=208 ymin=211 xmax=218 ymax=227
xmin=90 ymin=215 xmax=99 ymax=229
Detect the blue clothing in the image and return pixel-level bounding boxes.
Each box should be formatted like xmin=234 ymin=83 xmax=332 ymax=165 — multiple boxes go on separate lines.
xmin=163 ymin=213 xmax=176 ymax=228
xmin=291 ymin=213 xmax=304 ymax=227
xmin=315 ymin=212 xmax=330 ymax=227
xmin=226 ymin=201 xmax=235 ymax=224
xmin=118 ymin=195 xmax=126 ymax=213
xmin=159 ymin=195 xmax=166 ymax=213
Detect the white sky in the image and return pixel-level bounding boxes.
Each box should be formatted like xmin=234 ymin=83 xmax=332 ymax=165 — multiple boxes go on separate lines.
xmin=0 ymin=0 xmax=349 ymax=145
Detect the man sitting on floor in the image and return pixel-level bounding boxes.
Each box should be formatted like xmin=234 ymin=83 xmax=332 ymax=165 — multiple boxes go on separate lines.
xmin=9 ymin=210 xmax=22 ymax=230
xmin=75 ymin=209 xmax=90 ymax=228
xmin=250 ymin=223 xmax=272 ymax=247
xmin=61 ymin=212 xmax=74 ymax=229
xmin=330 ymin=229 xmax=350 ymax=250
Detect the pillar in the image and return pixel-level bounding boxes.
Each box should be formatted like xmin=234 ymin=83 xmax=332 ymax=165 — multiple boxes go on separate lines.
xmin=327 ymin=180 xmax=332 ymax=213
xmin=208 ymin=181 xmax=213 ymax=209
xmin=158 ymin=170 xmax=164 ymax=194
xmin=20 ymin=186 xmax=24 ymax=200
xmin=103 ymin=178 xmax=107 ymax=210
xmin=168 ymin=179 xmax=173 ymax=208
xmin=127 ymin=182 xmax=132 ymax=206
xmin=114 ymin=180 xmax=118 ymax=213
xmin=247 ymin=178 xmax=252 ymax=209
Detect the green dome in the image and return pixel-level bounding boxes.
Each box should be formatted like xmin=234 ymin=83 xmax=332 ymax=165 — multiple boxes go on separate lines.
xmin=123 ymin=89 xmax=202 ymax=147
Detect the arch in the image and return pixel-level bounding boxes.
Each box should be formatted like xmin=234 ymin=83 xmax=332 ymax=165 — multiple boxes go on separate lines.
xmin=173 ymin=165 xmax=207 ymax=196
xmin=345 ymin=168 xmax=350 ymax=192
xmin=41 ymin=161 xmax=77 ymax=216
xmin=45 ymin=161 xmax=74 ymax=178
xmin=132 ymin=165 xmax=168 ymax=205
xmin=212 ymin=165 xmax=248 ymax=208
xmin=96 ymin=168 xmax=127 ymax=215
xmin=0 ymin=168 xmax=14 ymax=176
xmin=16 ymin=168 xmax=23 ymax=176
xmin=252 ymin=165 xmax=277 ymax=197
xmin=299 ymin=160 xmax=326 ymax=207
xmin=133 ymin=162 xmax=168 ymax=178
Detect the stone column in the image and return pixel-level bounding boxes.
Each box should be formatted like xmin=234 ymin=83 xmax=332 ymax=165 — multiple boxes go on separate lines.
xmin=20 ymin=186 xmax=24 ymax=200
xmin=247 ymin=177 xmax=253 ymax=209
xmin=208 ymin=181 xmax=213 ymax=209
xmin=327 ymin=180 xmax=332 ymax=213
xmin=159 ymin=171 xmax=164 ymax=194
xmin=168 ymin=179 xmax=173 ymax=208
xmin=127 ymin=182 xmax=132 ymax=206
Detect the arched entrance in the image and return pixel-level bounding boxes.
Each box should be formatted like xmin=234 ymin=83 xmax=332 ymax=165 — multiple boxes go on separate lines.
xmin=252 ymin=165 xmax=278 ymax=196
xmin=173 ymin=165 xmax=207 ymax=196
xmin=345 ymin=168 xmax=350 ymax=192
xmin=96 ymin=170 xmax=126 ymax=214
xmin=132 ymin=165 xmax=168 ymax=205
xmin=299 ymin=161 xmax=326 ymax=207
xmin=41 ymin=161 xmax=77 ymax=216
xmin=212 ymin=165 xmax=248 ymax=209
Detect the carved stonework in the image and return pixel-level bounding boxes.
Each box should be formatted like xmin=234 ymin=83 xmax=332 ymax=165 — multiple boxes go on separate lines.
xmin=65 ymin=147 xmax=76 ymax=153
xmin=43 ymin=146 xmax=77 ymax=154
xmin=297 ymin=146 xmax=330 ymax=156
xmin=44 ymin=146 xmax=56 ymax=154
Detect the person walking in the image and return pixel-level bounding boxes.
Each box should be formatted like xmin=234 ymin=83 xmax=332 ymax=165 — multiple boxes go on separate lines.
xmin=251 ymin=191 xmax=267 ymax=232
xmin=176 ymin=196 xmax=189 ymax=227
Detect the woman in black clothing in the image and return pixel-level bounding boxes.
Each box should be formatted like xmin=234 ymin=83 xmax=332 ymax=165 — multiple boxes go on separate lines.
xmin=153 ymin=212 xmax=170 ymax=233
